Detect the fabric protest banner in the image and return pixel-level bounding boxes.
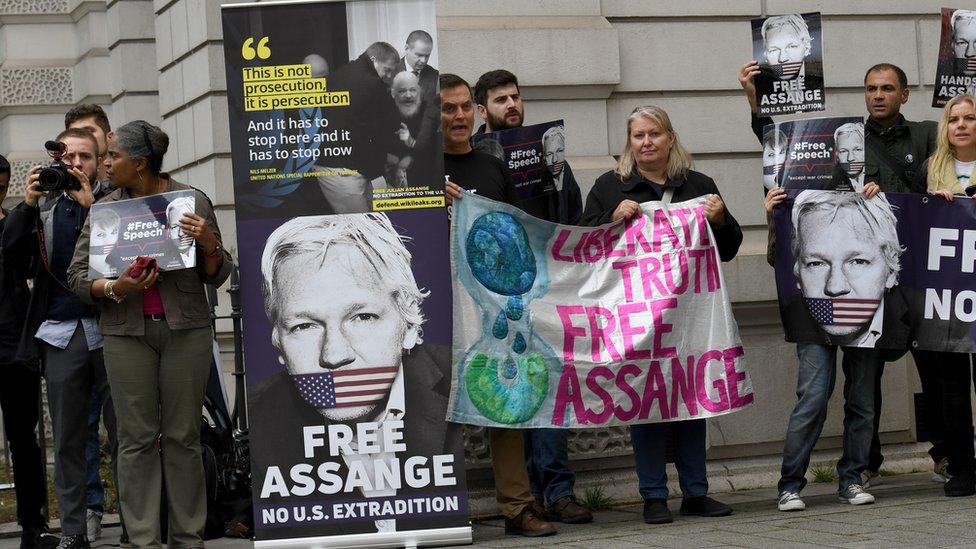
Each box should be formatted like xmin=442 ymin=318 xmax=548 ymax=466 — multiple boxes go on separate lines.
xmin=87 ymin=190 xmax=195 ymax=278
xmin=761 ymin=116 xmax=864 ymax=191
xmin=221 ymin=2 xmax=470 ymax=547
xmin=750 ymin=12 xmax=826 ymax=116
xmin=932 ymin=7 xmax=976 ymax=108
xmin=773 ymin=189 xmax=976 ymax=354
xmin=471 ymin=120 xmax=565 ymax=201
xmin=448 ymin=192 xmax=753 ymax=429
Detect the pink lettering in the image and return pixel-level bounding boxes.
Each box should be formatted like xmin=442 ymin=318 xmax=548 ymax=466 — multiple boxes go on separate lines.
xmin=552 ymin=364 xmax=586 ymax=426
xmin=650 ymin=298 xmax=678 ymax=358
xmin=613 ymin=364 xmax=643 ymax=422
xmin=612 ymin=260 xmax=639 ymax=302
xmin=695 ymin=350 xmax=730 ymax=413
xmin=670 ymin=355 xmax=698 ymax=418
xmin=585 ymin=367 xmax=615 ymax=424
xmin=586 ymin=307 xmax=621 ymax=362
xmin=639 ymin=361 xmax=671 ymax=420
xmin=618 ymin=302 xmax=651 ymax=360
xmin=652 ymin=209 xmax=681 ymax=252
xmin=556 ymin=305 xmax=586 ymax=362
xmin=723 ymin=346 xmax=753 ymax=408
xmin=550 ymin=229 xmax=574 ymax=262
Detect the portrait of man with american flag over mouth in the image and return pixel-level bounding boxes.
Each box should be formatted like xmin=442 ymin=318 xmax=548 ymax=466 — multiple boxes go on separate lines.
xmin=246 ymin=211 xmax=465 ymax=537
xmin=785 ymin=190 xmax=909 ymax=349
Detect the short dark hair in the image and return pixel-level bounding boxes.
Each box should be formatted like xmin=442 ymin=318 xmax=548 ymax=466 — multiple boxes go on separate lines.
xmin=406 ymin=30 xmax=432 ymax=47
xmin=56 ymin=127 xmax=99 ymax=154
xmin=64 ymin=104 xmax=111 ymax=134
xmin=439 ymin=73 xmax=471 ymax=95
xmin=864 ymin=63 xmax=908 ymax=89
xmin=365 ymin=41 xmax=399 ymax=64
xmin=473 ymin=69 xmax=519 ymax=106
xmin=0 ymin=154 xmax=10 ymax=177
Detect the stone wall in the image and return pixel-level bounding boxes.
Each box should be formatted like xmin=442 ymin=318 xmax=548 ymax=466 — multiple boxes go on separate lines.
xmin=0 ymin=0 xmax=954 ymax=469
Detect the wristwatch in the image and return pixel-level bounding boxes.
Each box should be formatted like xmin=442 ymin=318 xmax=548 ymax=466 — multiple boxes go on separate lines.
xmin=104 ymin=280 xmax=125 ymax=303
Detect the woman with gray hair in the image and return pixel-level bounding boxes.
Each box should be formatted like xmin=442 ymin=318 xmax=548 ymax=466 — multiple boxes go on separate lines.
xmin=68 ymin=120 xmax=233 ymax=547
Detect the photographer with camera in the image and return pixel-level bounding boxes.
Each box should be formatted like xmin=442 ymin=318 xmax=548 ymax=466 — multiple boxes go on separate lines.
xmin=2 ymin=128 xmax=117 ymax=549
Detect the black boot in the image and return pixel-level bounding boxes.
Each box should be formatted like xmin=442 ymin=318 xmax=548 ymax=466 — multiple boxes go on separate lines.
xmin=945 ymin=469 xmax=976 ymax=497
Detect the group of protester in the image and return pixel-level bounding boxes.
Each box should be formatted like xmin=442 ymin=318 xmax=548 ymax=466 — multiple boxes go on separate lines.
xmin=440 ymin=59 xmax=976 ymax=535
xmin=0 ymin=105 xmax=232 ymax=549
xmin=2 ymin=23 xmax=976 ymax=549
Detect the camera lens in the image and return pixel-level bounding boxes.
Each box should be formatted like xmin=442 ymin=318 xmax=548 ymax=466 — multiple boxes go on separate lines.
xmin=38 ymin=167 xmax=65 ymax=192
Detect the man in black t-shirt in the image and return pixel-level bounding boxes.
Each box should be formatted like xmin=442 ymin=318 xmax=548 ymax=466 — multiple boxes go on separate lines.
xmin=441 ymin=73 xmax=555 ymax=538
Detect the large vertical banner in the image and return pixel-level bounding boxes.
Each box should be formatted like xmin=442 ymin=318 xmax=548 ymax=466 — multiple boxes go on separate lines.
xmin=750 ymin=12 xmax=826 ymax=116
xmin=221 ymin=1 xmax=470 ymax=547
xmin=933 ymin=7 xmax=976 ymax=107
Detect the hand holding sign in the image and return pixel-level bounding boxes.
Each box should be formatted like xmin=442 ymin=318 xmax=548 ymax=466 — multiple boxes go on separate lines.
xmin=113 ymin=259 xmax=159 ymax=296
xmin=179 ymin=212 xmax=218 ymax=253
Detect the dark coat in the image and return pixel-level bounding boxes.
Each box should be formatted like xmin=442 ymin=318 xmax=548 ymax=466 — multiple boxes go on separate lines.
xmin=396 ymin=58 xmax=438 ymax=104
xmin=1 ymin=186 xmax=110 ymax=365
xmin=247 ymin=343 xmax=467 ymax=539
xmin=330 ymin=53 xmax=400 ymax=181
xmin=0 ymin=211 xmax=32 ymax=366
xmin=581 ymin=169 xmax=743 ymax=262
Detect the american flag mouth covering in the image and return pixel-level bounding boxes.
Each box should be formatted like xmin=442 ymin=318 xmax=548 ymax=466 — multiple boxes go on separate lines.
xmin=772 ymin=61 xmax=803 ymax=79
xmin=291 ymin=366 xmax=399 ymax=409
xmin=805 ymin=297 xmax=880 ymax=327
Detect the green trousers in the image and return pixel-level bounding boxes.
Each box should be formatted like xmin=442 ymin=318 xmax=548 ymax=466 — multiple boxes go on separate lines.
xmin=103 ymin=321 xmax=212 ymax=548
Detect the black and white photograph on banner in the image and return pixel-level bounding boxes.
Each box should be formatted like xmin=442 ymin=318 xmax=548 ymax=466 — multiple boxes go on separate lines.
xmin=471 ymin=120 xmax=565 ymax=201
xmin=773 ymin=189 xmax=976 ymax=353
xmin=87 ymin=189 xmax=196 ymax=278
xmin=761 ymin=116 xmax=863 ymax=191
xmin=222 ymin=0 xmax=444 ymax=221
xmin=933 ymin=7 xmax=976 ymax=107
xmin=750 ymin=12 xmax=825 ymax=116
xmin=240 ymin=210 xmax=466 ymax=542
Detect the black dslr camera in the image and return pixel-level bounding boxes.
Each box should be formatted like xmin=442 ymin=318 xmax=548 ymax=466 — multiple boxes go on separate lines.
xmin=38 ymin=140 xmax=81 ymax=193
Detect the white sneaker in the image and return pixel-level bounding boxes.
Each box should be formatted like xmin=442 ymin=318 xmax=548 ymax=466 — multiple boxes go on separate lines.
xmin=933 ymin=458 xmax=952 ymax=483
xmin=86 ymin=509 xmax=102 ymax=542
xmin=860 ymin=469 xmax=880 ymax=488
xmin=838 ymin=484 xmax=875 ymax=505
xmin=777 ymin=491 xmax=806 ymax=511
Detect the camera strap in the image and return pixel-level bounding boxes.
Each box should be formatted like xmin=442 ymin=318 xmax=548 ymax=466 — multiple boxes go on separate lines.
xmin=34 ymin=219 xmax=76 ymax=294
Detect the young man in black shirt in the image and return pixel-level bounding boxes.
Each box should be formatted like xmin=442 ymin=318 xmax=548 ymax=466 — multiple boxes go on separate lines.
xmin=441 ymin=73 xmax=555 ymax=537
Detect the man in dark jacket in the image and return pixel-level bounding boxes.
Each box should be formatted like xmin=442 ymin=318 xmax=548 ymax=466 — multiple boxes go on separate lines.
xmin=2 ymin=129 xmax=117 ymax=549
xmin=743 ymin=61 xmax=953 ymax=493
xmin=473 ymin=70 xmax=583 ymax=225
xmin=0 ymin=154 xmax=60 ymax=549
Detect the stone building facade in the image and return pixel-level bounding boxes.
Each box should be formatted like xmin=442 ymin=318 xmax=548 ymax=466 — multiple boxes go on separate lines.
xmin=0 ymin=0 xmax=953 ymax=505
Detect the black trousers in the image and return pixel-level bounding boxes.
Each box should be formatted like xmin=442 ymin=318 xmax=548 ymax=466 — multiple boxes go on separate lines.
xmin=871 ymin=351 xmax=973 ymax=473
xmin=0 ymin=361 xmax=47 ymax=528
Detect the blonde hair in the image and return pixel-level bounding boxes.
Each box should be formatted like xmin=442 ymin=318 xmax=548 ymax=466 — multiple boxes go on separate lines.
xmin=927 ymin=94 xmax=976 ymax=194
xmin=615 ymin=105 xmax=692 ymax=181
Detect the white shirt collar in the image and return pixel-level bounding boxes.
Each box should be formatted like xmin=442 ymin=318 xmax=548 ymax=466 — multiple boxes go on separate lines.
xmin=853 ymin=300 xmax=885 ymax=347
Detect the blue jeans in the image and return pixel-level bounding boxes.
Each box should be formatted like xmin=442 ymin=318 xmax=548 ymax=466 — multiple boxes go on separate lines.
xmin=631 ymin=419 xmax=708 ymax=501
xmin=779 ymin=343 xmax=879 ymax=495
xmin=523 ymin=428 xmax=575 ymax=505
xmin=85 ymin=385 xmax=104 ymax=512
